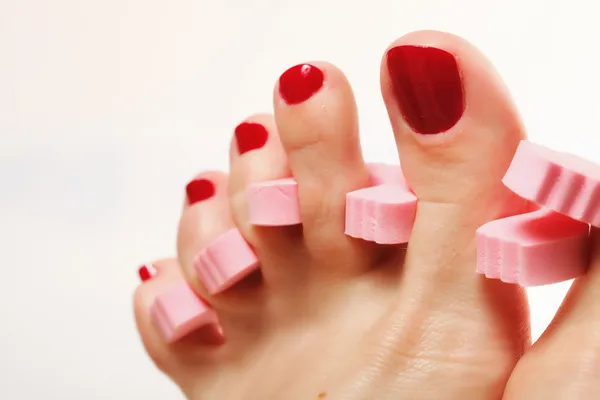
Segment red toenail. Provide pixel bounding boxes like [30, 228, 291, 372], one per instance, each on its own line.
[186, 179, 215, 205]
[386, 45, 464, 135]
[278, 64, 324, 104]
[138, 264, 156, 282]
[235, 122, 269, 154]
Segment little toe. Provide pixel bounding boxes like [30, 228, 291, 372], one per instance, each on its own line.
[133, 259, 222, 388]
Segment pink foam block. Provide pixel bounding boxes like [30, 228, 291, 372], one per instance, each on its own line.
[246, 178, 301, 226]
[345, 185, 417, 244]
[150, 280, 218, 343]
[345, 163, 416, 244]
[193, 228, 259, 294]
[476, 208, 590, 286]
[503, 140, 600, 227]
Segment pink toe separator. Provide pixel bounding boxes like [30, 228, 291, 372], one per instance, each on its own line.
[478, 140, 597, 286]
[150, 280, 218, 343]
[193, 228, 259, 294]
[503, 140, 600, 227]
[476, 208, 589, 286]
[345, 163, 417, 244]
[246, 178, 301, 226]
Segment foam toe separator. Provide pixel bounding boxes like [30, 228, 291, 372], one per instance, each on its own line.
[246, 178, 301, 226]
[345, 185, 417, 244]
[476, 208, 590, 286]
[504, 140, 600, 227]
[150, 280, 218, 343]
[193, 228, 259, 294]
[477, 139, 600, 286]
[345, 163, 416, 244]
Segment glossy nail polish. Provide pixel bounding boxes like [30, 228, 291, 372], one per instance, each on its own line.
[235, 122, 269, 154]
[386, 45, 464, 134]
[278, 64, 324, 104]
[138, 264, 157, 282]
[186, 179, 215, 205]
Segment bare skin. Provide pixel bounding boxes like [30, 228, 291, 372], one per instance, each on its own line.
[134, 30, 600, 399]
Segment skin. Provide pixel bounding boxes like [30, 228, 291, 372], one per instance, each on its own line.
[134, 30, 600, 399]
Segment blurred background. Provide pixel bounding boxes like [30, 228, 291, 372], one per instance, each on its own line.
[1, 0, 598, 398]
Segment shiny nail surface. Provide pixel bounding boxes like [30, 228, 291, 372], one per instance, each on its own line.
[386, 45, 464, 134]
[138, 264, 157, 282]
[186, 179, 215, 205]
[278, 64, 324, 104]
[235, 122, 269, 154]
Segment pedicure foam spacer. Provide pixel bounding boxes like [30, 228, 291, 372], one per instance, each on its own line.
[246, 178, 301, 226]
[345, 163, 417, 244]
[150, 280, 218, 343]
[476, 207, 589, 286]
[477, 140, 599, 286]
[193, 228, 259, 294]
[503, 140, 600, 227]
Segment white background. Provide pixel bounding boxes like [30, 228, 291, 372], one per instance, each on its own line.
[0, 0, 597, 398]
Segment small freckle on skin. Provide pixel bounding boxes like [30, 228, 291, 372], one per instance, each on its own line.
[318, 392, 327, 398]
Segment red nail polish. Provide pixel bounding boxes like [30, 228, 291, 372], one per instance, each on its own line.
[386, 45, 464, 135]
[138, 264, 157, 282]
[186, 179, 215, 205]
[235, 122, 269, 154]
[278, 64, 324, 104]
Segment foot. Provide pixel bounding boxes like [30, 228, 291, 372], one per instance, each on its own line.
[134, 30, 544, 399]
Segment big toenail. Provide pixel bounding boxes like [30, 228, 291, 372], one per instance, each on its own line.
[138, 264, 157, 282]
[278, 64, 324, 104]
[235, 122, 269, 154]
[386, 45, 464, 135]
[186, 179, 215, 205]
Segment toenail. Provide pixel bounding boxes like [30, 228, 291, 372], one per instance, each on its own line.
[235, 122, 269, 154]
[278, 63, 324, 104]
[186, 179, 215, 205]
[138, 264, 157, 282]
[386, 45, 464, 135]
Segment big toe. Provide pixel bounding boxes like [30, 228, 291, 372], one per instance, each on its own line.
[383, 31, 526, 207]
[382, 31, 529, 279]
[381, 30, 530, 396]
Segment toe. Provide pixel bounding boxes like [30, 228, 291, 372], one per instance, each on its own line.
[177, 171, 235, 298]
[228, 115, 293, 240]
[381, 31, 528, 281]
[274, 62, 372, 270]
[228, 114, 312, 285]
[382, 30, 526, 205]
[380, 30, 530, 394]
[177, 170, 265, 326]
[133, 259, 221, 385]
